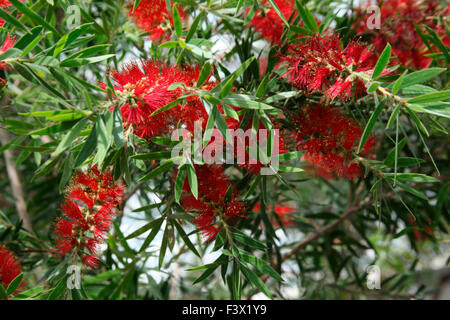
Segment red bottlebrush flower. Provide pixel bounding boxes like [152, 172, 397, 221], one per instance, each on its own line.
[0, 34, 15, 86]
[279, 35, 378, 102]
[354, 0, 449, 69]
[127, 0, 184, 41]
[0, 34, 15, 82]
[179, 165, 246, 242]
[290, 104, 376, 179]
[0, 245, 24, 295]
[252, 202, 296, 228]
[106, 60, 212, 142]
[52, 166, 124, 268]
[249, 0, 296, 44]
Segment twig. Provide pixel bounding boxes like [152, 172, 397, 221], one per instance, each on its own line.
[0, 128, 33, 232]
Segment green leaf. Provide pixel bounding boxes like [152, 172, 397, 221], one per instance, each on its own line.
[295, 1, 319, 33]
[174, 165, 186, 203]
[231, 228, 266, 250]
[6, 273, 23, 296]
[358, 99, 385, 153]
[196, 62, 211, 87]
[171, 219, 200, 257]
[221, 94, 276, 110]
[150, 99, 181, 116]
[132, 0, 142, 12]
[392, 70, 407, 95]
[11, 286, 46, 300]
[74, 124, 97, 167]
[397, 68, 446, 89]
[241, 265, 273, 299]
[92, 115, 110, 166]
[186, 164, 198, 199]
[385, 173, 439, 183]
[211, 56, 255, 95]
[405, 106, 429, 137]
[193, 260, 222, 284]
[186, 10, 205, 43]
[139, 217, 165, 252]
[130, 151, 171, 160]
[172, 4, 182, 38]
[138, 160, 175, 182]
[48, 277, 67, 300]
[54, 118, 88, 155]
[0, 7, 28, 31]
[406, 90, 450, 104]
[239, 252, 283, 282]
[9, 0, 60, 36]
[393, 181, 428, 201]
[0, 283, 8, 299]
[372, 43, 391, 79]
[131, 202, 163, 212]
[159, 224, 169, 268]
[267, 0, 289, 26]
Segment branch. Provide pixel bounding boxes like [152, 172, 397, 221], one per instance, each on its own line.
[0, 128, 33, 232]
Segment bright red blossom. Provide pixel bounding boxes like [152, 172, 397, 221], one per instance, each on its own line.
[249, 0, 296, 44]
[279, 35, 378, 101]
[354, 0, 449, 69]
[180, 165, 246, 242]
[252, 202, 296, 227]
[290, 104, 376, 179]
[0, 245, 24, 294]
[127, 0, 184, 41]
[52, 166, 124, 268]
[107, 60, 213, 142]
[0, 34, 15, 85]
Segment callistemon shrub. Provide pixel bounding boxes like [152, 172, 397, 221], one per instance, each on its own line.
[0, 0, 448, 301]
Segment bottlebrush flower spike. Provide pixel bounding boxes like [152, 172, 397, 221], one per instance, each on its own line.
[279, 35, 378, 102]
[249, 0, 296, 44]
[127, 0, 184, 41]
[0, 34, 15, 66]
[0, 34, 15, 87]
[290, 104, 376, 179]
[252, 202, 295, 228]
[179, 165, 246, 242]
[0, 245, 24, 294]
[52, 166, 124, 268]
[106, 60, 212, 141]
[354, 0, 449, 69]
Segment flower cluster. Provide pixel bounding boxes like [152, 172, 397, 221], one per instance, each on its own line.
[52, 166, 124, 268]
[279, 35, 378, 101]
[0, 245, 24, 294]
[354, 0, 450, 69]
[108, 60, 213, 142]
[249, 0, 296, 44]
[127, 0, 184, 41]
[290, 104, 375, 179]
[180, 165, 245, 242]
[0, 34, 15, 86]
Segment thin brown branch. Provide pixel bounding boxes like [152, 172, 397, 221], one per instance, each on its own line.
[0, 128, 33, 232]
